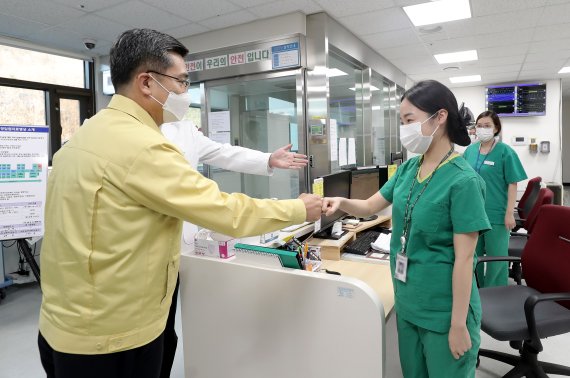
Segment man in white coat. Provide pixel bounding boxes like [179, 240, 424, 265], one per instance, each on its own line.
[159, 119, 309, 377]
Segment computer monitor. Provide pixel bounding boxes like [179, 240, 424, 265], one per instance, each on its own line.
[350, 168, 380, 201]
[314, 170, 351, 239]
[378, 166, 388, 190]
[349, 167, 388, 222]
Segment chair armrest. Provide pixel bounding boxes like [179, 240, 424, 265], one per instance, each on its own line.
[476, 255, 521, 269]
[475, 256, 522, 288]
[510, 232, 530, 238]
[524, 292, 570, 353]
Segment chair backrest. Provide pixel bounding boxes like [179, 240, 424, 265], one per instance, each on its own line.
[522, 205, 570, 310]
[518, 177, 542, 219]
[523, 187, 553, 232]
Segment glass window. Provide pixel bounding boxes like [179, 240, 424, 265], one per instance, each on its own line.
[182, 84, 202, 130]
[0, 86, 46, 125]
[0, 45, 86, 88]
[371, 72, 387, 166]
[328, 51, 364, 169]
[60, 99, 81, 145]
[206, 74, 303, 200]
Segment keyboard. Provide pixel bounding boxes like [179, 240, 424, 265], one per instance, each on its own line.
[344, 230, 382, 255]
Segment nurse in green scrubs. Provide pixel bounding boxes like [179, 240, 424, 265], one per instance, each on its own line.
[463, 111, 527, 288]
[322, 80, 490, 378]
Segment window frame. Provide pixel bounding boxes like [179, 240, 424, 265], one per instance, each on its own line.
[0, 60, 95, 164]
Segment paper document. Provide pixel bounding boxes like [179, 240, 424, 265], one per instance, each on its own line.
[348, 138, 356, 165]
[330, 119, 338, 161]
[339, 138, 347, 166]
[370, 233, 391, 253]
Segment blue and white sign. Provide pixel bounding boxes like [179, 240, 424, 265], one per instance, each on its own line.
[271, 42, 300, 70]
[0, 125, 49, 239]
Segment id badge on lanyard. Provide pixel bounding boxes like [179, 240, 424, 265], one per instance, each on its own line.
[394, 235, 408, 282]
[395, 253, 408, 282]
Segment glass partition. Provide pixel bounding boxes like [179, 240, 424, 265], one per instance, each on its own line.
[205, 70, 305, 199]
[371, 72, 387, 166]
[328, 51, 364, 170]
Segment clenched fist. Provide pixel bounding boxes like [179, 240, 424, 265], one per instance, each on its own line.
[298, 193, 323, 222]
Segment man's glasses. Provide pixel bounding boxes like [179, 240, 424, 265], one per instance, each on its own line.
[148, 70, 190, 89]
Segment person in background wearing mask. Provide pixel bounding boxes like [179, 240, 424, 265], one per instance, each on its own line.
[322, 80, 490, 377]
[463, 110, 527, 288]
[159, 120, 308, 378]
[38, 28, 322, 378]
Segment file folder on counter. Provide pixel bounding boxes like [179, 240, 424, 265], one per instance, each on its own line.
[234, 243, 303, 269]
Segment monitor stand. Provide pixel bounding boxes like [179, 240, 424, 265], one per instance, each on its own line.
[360, 215, 378, 222]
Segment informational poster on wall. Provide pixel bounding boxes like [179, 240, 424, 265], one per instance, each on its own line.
[208, 111, 231, 144]
[0, 125, 49, 240]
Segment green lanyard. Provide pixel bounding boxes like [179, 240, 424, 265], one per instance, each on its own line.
[475, 139, 496, 173]
[400, 147, 454, 256]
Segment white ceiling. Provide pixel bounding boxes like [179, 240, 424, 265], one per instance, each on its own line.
[1, 0, 570, 93]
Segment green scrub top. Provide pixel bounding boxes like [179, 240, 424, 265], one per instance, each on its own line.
[380, 155, 491, 333]
[463, 141, 527, 224]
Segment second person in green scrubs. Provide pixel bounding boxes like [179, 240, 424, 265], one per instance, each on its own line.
[323, 80, 490, 377]
[463, 110, 527, 287]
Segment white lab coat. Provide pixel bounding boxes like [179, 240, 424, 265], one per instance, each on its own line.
[161, 120, 273, 253]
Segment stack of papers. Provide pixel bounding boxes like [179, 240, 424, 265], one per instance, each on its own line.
[370, 233, 391, 253]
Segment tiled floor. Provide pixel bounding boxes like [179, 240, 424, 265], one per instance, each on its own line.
[1, 281, 569, 377]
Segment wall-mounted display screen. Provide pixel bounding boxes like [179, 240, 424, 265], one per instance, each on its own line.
[485, 83, 546, 117]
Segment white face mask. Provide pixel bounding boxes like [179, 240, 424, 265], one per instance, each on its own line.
[399, 112, 440, 154]
[149, 75, 192, 122]
[476, 127, 495, 143]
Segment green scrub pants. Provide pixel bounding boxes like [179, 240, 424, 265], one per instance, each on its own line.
[397, 313, 480, 378]
[475, 223, 510, 287]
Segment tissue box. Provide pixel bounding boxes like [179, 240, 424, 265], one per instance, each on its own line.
[194, 231, 237, 259]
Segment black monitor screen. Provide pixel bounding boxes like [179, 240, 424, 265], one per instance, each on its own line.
[320, 170, 351, 230]
[378, 166, 389, 190]
[350, 168, 380, 200]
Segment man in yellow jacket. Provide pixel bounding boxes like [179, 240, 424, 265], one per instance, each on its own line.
[38, 28, 322, 378]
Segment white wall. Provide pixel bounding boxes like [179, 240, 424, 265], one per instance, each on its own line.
[451, 80, 563, 192]
[178, 12, 306, 53]
[562, 95, 570, 184]
[94, 55, 112, 111]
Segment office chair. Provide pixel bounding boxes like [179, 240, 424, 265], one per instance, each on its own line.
[508, 188, 553, 285]
[476, 205, 570, 378]
[513, 177, 541, 231]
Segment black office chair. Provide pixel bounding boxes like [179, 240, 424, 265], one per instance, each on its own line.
[508, 188, 553, 285]
[513, 177, 541, 231]
[476, 205, 570, 378]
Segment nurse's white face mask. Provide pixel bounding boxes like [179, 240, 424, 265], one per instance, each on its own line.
[148, 74, 192, 123]
[475, 127, 495, 143]
[399, 112, 440, 155]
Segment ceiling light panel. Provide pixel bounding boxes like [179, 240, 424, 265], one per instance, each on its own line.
[403, 0, 471, 27]
[449, 74, 481, 83]
[434, 50, 478, 64]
